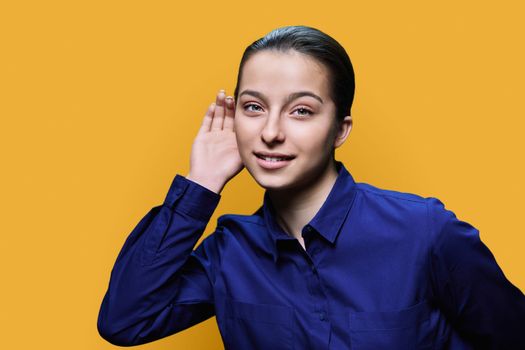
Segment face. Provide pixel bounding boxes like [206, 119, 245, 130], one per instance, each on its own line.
[234, 49, 351, 192]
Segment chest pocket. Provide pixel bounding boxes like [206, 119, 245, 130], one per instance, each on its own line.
[349, 299, 433, 350]
[224, 299, 294, 350]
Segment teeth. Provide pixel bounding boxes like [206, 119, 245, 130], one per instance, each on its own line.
[264, 157, 287, 162]
[258, 154, 291, 162]
[256, 154, 293, 162]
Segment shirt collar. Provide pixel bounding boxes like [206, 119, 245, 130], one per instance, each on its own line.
[262, 160, 358, 263]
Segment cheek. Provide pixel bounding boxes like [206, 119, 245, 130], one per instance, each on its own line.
[233, 113, 247, 132]
[290, 124, 332, 150]
[234, 121, 252, 152]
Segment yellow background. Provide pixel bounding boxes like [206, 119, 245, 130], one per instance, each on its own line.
[1, 1, 523, 349]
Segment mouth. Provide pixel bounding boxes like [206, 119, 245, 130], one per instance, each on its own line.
[253, 152, 295, 162]
[253, 152, 296, 169]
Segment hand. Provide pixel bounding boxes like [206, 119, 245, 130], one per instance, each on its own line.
[186, 89, 244, 194]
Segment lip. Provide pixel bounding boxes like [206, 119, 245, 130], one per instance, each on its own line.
[254, 151, 295, 158]
[254, 152, 295, 170]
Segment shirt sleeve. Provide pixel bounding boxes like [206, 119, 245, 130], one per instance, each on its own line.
[97, 174, 222, 346]
[427, 197, 525, 349]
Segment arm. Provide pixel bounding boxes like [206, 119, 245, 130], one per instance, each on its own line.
[97, 174, 221, 346]
[427, 197, 525, 349]
[97, 88, 242, 346]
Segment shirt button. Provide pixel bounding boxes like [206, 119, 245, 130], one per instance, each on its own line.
[318, 310, 327, 321]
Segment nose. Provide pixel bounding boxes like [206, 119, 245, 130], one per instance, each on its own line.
[261, 113, 285, 145]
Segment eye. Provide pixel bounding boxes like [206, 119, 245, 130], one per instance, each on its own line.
[243, 103, 263, 113]
[292, 107, 313, 117]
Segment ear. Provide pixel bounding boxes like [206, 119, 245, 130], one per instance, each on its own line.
[333, 115, 352, 148]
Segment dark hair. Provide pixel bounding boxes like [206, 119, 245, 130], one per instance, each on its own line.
[233, 25, 355, 126]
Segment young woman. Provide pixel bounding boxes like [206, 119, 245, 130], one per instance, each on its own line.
[97, 26, 525, 349]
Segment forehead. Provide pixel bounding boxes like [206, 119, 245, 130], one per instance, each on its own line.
[239, 50, 331, 100]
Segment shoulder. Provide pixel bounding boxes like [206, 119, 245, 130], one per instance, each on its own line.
[217, 212, 265, 227]
[199, 211, 267, 245]
[192, 212, 261, 252]
[356, 181, 428, 204]
[191, 210, 273, 263]
[353, 181, 431, 224]
[353, 181, 461, 242]
[357, 182, 479, 259]
[355, 181, 453, 217]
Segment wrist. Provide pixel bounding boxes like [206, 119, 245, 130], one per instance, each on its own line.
[185, 173, 225, 194]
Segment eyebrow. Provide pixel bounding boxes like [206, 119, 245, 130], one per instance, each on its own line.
[239, 89, 324, 104]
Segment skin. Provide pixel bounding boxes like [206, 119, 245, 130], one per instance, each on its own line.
[187, 49, 352, 250]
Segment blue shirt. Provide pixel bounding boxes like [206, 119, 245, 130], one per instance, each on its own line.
[97, 161, 525, 349]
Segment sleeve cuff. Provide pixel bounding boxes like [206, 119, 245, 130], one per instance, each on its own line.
[163, 174, 221, 222]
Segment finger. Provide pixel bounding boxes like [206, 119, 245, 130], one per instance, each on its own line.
[200, 102, 215, 132]
[211, 89, 226, 130]
[223, 96, 235, 130]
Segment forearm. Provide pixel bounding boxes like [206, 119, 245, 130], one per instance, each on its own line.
[97, 174, 221, 346]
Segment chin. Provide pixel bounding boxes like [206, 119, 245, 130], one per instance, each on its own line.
[252, 171, 298, 191]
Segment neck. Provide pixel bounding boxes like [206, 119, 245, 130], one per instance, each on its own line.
[268, 159, 339, 238]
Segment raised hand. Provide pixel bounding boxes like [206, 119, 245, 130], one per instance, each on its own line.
[186, 89, 244, 194]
